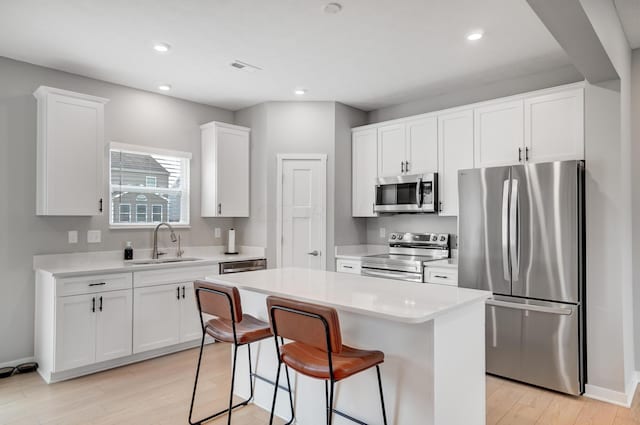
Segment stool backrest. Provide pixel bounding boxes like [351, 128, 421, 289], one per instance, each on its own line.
[267, 296, 342, 354]
[194, 280, 242, 322]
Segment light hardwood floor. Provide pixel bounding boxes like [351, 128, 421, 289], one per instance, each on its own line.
[1, 343, 638, 425]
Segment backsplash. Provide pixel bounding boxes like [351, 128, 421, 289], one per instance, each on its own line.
[365, 215, 458, 248]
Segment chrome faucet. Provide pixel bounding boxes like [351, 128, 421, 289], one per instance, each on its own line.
[152, 222, 178, 259]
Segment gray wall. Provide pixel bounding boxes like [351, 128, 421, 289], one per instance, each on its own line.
[632, 48, 640, 370]
[334, 103, 368, 247]
[0, 57, 235, 364]
[235, 101, 366, 270]
[368, 64, 583, 123]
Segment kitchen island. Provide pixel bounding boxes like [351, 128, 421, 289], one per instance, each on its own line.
[204, 267, 491, 425]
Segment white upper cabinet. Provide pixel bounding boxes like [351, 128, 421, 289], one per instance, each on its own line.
[438, 110, 474, 217]
[201, 122, 250, 217]
[474, 100, 524, 168]
[33, 86, 109, 216]
[524, 88, 584, 163]
[406, 116, 438, 175]
[377, 118, 438, 177]
[377, 124, 406, 177]
[352, 129, 378, 217]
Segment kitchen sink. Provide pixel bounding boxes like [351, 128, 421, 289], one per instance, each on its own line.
[125, 257, 203, 266]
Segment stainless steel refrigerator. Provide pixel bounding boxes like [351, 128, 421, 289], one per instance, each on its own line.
[458, 160, 585, 395]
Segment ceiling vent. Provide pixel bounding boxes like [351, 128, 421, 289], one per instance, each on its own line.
[230, 60, 262, 73]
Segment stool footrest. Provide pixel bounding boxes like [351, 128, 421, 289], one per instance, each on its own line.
[189, 398, 251, 425]
[252, 372, 292, 393]
[333, 408, 369, 425]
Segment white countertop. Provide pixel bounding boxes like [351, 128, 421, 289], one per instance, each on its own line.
[206, 267, 490, 324]
[425, 257, 458, 269]
[334, 244, 388, 260]
[34, 246, 266, 277]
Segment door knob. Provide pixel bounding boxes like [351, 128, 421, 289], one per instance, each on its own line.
[307, 250, 320, 256]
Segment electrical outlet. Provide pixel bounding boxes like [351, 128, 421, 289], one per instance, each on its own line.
[214, 228, 221, 238]
[68, 231, 78, 244]
[379, 228, 386, 238]
[87, 230, 101, 244]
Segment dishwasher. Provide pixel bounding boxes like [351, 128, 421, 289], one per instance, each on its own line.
[219, 258, 267, 274]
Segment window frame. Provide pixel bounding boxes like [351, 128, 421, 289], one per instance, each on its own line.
[145, 176, 157, 188]
[109, 142, 192, 229]
[136, 204, 148, 223]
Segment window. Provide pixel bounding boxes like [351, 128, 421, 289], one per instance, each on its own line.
[109, 143, 191, 228]
[152, 204, 163, 222]
[136, 204, 147, 223]
[119, 204, 131, 222]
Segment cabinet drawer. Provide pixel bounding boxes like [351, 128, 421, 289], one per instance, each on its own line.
[57, 273, 132, 296]
[336, 259, 361, 274]
[134, 265, 218, 288]
[425, 267, 458, 286]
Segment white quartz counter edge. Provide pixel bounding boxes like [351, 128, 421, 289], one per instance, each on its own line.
[206, 268, 490, 324]
[33, 246, 266, 278]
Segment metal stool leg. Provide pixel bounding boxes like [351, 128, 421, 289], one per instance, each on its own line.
[188, 333, 206, 425]
[189, 341, 254, 425]
[269, 361, 283, 425]
[376, 365, 388, 425]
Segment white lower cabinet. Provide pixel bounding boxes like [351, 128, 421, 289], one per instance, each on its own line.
[55, 294, 97, 371]
[95, 290, 133, 363]
[36, 265, 218, 383]
[180, 281, 203, 342]
[336, 259, 362, 274]
[133, 284, 181, 353]
[55, 289, 133, 371]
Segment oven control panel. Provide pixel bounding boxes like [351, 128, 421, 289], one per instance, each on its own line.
[388, 232, 449, 246]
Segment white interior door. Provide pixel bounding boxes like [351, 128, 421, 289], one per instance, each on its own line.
[278, 155, 326, 269]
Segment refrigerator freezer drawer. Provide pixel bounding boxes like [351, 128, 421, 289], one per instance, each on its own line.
[486, 296, 582, 395]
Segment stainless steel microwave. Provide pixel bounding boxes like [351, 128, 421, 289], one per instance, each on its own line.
[374, 173, 438, 213]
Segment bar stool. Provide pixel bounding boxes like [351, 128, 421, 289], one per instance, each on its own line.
[266, 296, 388, 425]
[189, 280, 273, 425]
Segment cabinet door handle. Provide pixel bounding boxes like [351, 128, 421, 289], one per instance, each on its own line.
[176, 287, 180, 300]
[99, 296, 103, 311]
[182, 286, 186, 299]
[434, 275, 448, 279]
[343, 265, 353, 269]
[89, 282, 106, 287]
[401, 161, 405, 173]
[525, 147, 529, 161]
[405, 161, 409, 172]
[99, 198, 103, 213]
[92, 297, 96, 313]
[218, 203, 222, 215]
[518, 147, 522, 162]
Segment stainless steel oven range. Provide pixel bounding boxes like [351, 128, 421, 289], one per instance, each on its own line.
[361, 232, 450, 282]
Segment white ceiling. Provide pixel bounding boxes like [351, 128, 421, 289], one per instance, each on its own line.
[615, 0, 640, 49]
[0, 0, 573, 111]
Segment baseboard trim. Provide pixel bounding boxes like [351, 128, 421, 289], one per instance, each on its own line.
[0, 356, 36, 369]
[584, 372, 639, 408]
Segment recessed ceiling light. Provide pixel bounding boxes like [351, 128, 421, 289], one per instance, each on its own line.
[294, 88, 307, 95]
[153, 42, 171, 53]
[466, 31, 484, 41]
[323, 2, 342, 14]
[158, 84, 172, 91]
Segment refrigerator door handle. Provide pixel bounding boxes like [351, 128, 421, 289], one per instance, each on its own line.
[510, 179, 520, 281]
[486, 299, 573, 316]
[502, 180, 510, 281]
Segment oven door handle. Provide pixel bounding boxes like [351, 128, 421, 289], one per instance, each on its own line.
[361, 268, 422, 281]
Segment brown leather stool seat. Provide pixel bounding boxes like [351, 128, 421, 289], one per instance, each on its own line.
[205, 314, 272, 345]
[280, 342, 384, 381]
[267, 296, 388, 425]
